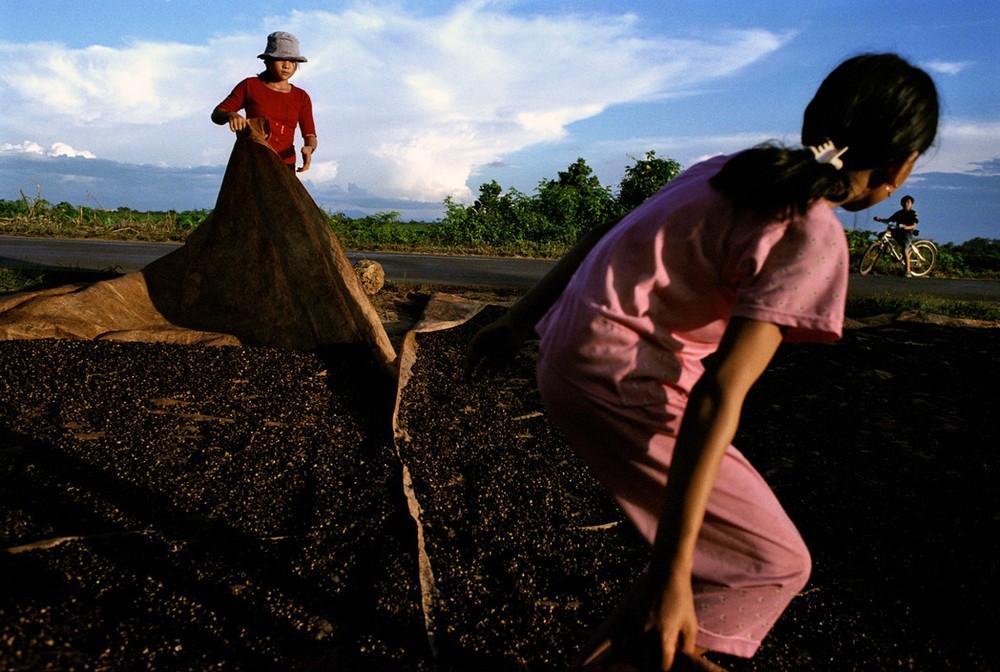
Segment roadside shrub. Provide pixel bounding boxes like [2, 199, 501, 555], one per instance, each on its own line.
[617, 150, 681, 213]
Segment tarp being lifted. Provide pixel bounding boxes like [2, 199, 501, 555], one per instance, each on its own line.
[0, 119, 396, 368]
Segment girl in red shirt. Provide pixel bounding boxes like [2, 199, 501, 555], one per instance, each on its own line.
[212, 32, 317, 172]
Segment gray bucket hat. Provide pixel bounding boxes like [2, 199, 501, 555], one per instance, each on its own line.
[257, 31, 307, 62]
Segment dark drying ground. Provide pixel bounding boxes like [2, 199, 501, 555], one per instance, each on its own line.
[1, 287, 998, 671]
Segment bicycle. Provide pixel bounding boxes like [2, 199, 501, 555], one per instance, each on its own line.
[858, 226, 937, 277]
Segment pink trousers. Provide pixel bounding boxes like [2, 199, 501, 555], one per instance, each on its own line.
[537, 359, 811, 658]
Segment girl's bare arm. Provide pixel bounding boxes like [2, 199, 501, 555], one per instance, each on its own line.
[466, 216, 621, 378]
[648, 317, 784, 669]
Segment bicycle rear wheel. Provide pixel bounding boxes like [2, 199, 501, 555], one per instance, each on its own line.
[859, 242, 882, 275]
[909, 240, 937, 277]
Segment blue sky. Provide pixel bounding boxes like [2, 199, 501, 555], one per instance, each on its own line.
[1, 0, 997, 243]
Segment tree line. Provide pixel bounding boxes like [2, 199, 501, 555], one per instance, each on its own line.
[328, 151, 682, 257]
[329, 151, 999, 279]
[1, 151, 997, 278]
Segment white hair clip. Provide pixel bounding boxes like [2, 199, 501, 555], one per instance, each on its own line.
[809, 140, 849, 170]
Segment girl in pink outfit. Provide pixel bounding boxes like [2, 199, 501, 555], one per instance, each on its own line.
[212, 31, 317, 172]
[469, 53, 939, 671]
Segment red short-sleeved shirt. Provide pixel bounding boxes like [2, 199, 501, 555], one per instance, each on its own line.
[217, 76, 316, 164]
[536, 155, 849, 408]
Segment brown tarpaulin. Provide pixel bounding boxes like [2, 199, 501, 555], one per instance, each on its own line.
[0, 119, 396, 368]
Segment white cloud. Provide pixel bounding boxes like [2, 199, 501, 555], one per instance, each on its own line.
[0, 41, 211, 125]
[48, 142, 97, 159]
[918, 119, 1000, 174]
[1, 141, 45, 154]
[923, 60, 973, 76]
[0, 3, 791, 203]
[1, 140, 96, 158]
[270, 5, 790, 201]
[306, 160, 339, 183]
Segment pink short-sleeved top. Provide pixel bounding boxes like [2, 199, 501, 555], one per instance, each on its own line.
[217, 76, 316, 164]
[535, 155, 849, 409]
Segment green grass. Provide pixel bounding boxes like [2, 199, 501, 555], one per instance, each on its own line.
[0, 268, 44, 295]
[0, 211, 200, 243]
[0, 268, 123, 297]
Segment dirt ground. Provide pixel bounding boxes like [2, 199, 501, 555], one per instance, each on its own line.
[1, 282, 998, 671]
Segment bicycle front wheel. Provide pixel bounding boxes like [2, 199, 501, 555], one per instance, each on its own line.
[909, 240, 937, 277]
[859, 242, 882, 275]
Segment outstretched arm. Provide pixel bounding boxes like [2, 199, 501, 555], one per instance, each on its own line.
[647, 317, 783, 669]
[466, 216, 621, 378]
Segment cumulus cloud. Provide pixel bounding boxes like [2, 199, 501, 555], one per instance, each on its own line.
[1, 141, 45, 155]
[306, 160, 339, 183]
[2, 140, 96, 158]
[0, 3, 789, 203]
[0, 40, 211, 125]
[48, 142, 97, 159]
[274, 5, 790, 201]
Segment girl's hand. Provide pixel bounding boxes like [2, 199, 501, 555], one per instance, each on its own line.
[652, 570, 700, 670]
[466, 313, 531, 379]
[227, 113, 249, 133]
[297, 145, 314, 173]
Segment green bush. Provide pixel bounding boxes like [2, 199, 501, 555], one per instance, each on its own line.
[617, 150, 681, 213]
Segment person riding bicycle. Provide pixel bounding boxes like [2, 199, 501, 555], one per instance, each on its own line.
[874, 194, 919, 276]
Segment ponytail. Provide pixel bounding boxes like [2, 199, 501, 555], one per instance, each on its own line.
[710, 144, 851, 218]
[711, 53, 939, 219]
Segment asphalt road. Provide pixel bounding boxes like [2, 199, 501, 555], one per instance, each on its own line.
[0, 236, 552, 290]
[2, 235, 999, 301]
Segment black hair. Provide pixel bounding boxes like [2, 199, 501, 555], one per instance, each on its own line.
[710, 53, 939, 218]
[900, 194, 914, 206]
